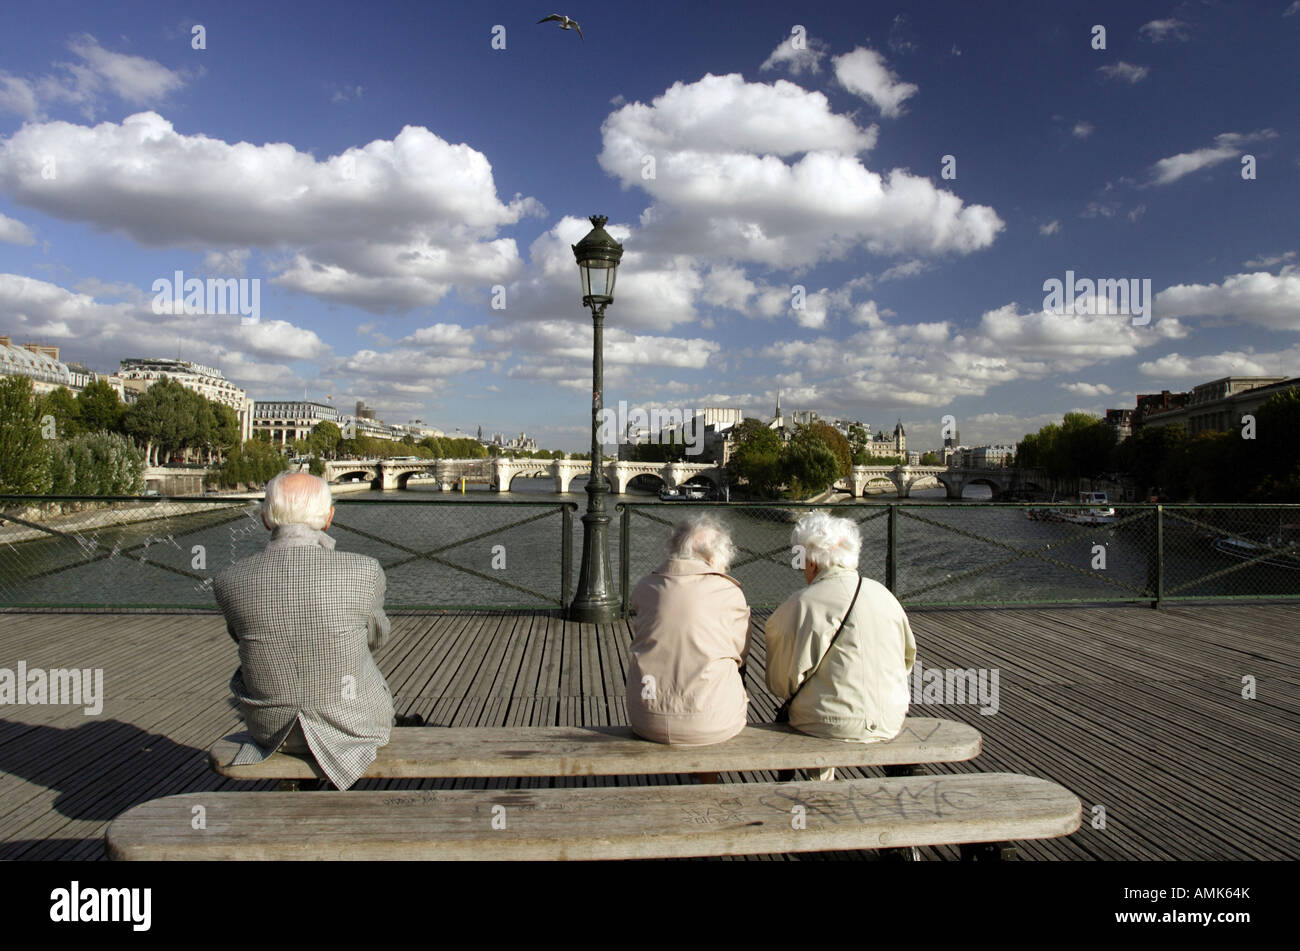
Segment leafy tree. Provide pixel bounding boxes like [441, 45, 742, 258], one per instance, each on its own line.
[47, 432, 145, 495]
[1244, 386, 1300, 501]
[727, 418, 783, 496]
[217, 438, 288, 488]
[920, 451, 940, 465]
[804, 422, 852, 477]
[77, 379, 125, 434]
[38, 386, 81, 438]
[1113, 423, 1188, 498]
[211, 404, 241, 459]
[781, 437, 840, 497]
[0, 375, 53, 494]
[308, 455, 326, 477]
[312, 421, 342, 457]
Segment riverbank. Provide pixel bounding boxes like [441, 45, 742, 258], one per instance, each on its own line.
[0, 497, 254, 545]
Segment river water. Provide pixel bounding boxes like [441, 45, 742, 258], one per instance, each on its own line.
[1, 478, 1295, 609]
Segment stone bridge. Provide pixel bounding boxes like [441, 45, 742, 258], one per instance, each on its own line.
[323, 458, 726, 494]
[839, 465, 1049, 499]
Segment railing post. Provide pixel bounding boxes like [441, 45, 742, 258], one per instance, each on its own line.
[561, 503, 573, 609]
[1153, 503, 1164, 609]
[619, 504, 631, 618]
[886, 503, 898, 594]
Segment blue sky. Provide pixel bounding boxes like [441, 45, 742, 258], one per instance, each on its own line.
[1, 0, 1296, 451]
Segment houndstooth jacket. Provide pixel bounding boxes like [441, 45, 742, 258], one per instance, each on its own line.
[214, 522, 395, 790]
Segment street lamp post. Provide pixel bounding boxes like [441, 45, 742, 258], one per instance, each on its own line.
[568, 215, 624, 623]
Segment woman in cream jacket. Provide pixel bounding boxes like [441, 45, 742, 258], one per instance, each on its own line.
[765, 511, 917, 746]
[626, 514, 751, 746]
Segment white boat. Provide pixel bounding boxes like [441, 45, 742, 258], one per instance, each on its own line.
[659, 484, 711, 501]
[1028, 492, 1117, 525]
[1212, 524, 1300, 571]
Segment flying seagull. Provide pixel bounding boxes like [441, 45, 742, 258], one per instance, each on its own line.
[537, 13, 583, 40]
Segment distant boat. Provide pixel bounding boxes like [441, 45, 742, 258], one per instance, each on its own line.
[659, 485, 711, 501]
[1027, 492, 1117, 525]
[1211, 521, 1300, 571]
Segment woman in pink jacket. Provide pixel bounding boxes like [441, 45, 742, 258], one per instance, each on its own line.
[626, 514, 751, 745]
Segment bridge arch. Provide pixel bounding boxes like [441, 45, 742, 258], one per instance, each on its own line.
[501, 467, 553, 491]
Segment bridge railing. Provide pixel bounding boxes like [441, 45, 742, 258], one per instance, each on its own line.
[2, 496, 1295, 613]
[617, 501, 1300, 612]
[0, 495, 577, 611]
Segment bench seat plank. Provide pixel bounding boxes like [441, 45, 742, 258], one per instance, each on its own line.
[107, 773, 1080, 861]
[208, 718, 981, 780]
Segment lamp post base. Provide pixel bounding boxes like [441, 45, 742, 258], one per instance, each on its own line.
[568, 479, 619, 623]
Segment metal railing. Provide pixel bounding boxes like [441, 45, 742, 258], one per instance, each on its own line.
[0, 495, 575, 611]
[1, 495, 1295, 612]
[618, 501, 1300, 611]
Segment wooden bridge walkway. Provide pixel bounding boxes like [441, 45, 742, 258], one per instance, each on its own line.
[0, 603, 1296, 860]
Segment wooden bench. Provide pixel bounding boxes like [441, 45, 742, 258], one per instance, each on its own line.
[208, 718, 981, 782]
[107, 772, 1081, 860]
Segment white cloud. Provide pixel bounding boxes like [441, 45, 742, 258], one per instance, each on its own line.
[1287, 2, 1300, 15]
[598, 74, 1001, 269]
[1072, 122, 1094, 138]
[759, 32, 828, 75]
[1097, 62, 1150, 83]
[0, 212, 34, 245]
[1039, 220, 1061, 236]
[1060, 381, 1115, 397]
[1149, 130, 1277, 185]
[1243, 251, 1296, 269]
[832, 48, 918, 118]
[1155, 269, 1300, 331]
[0, 112, 542, 313]
[203, 248, 250, 276]
[0, 34, 186, 120]
[1140, 19, 1190, 42]
[1138, 347, 1300, 379]
[0, 272, 328, 387]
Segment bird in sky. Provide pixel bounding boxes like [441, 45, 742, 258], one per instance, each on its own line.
[537, 14, 583, 40]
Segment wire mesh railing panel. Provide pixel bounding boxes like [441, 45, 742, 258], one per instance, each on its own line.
[2, 496, 1296, 611]
[1160, 505, 1300, 599]
[0, 496, 577, 610]
[895, 504, 1156, 606]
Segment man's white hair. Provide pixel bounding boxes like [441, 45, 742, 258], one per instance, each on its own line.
[667, 514, 736, 573]
[262, 472, 333, 530]
[791, 510, 861, 570]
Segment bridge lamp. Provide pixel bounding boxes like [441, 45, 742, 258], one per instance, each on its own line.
[568, 215, 624, 623]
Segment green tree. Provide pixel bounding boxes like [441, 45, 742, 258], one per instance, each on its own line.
[312, 421, 342, 458]
[920, 451, 940, 466]
[217, 438, 288, 488]
[1244, 386, 1300, 501]
[77, 379, 125, 434]
[308, 455, 326, 477]
[805, 422, 852, 477]
[0, 375, 53, 494]
[38, 386, 81, 438]
[1114, 423, 1188, 499]
[47, 431, 145, 495]
[727, 418, 783, 496]
[780, 437, 840, 497]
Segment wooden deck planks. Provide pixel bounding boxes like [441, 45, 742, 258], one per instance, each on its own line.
[0, 602, 1296, 860]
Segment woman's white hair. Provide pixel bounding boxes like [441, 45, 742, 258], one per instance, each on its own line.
[667, 514, 736, 573]
[791, 510, 861, 570]
[262, 472, 333, 530]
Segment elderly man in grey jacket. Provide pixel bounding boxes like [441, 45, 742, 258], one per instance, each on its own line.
[214, 471, 409, 790]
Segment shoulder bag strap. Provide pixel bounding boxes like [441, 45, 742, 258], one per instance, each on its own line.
[787, 577, 863, 707]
